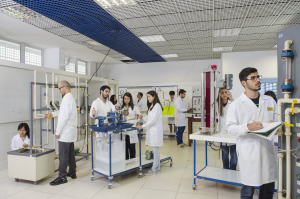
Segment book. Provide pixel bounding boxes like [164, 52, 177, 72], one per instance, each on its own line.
[248, 122, 283, 140]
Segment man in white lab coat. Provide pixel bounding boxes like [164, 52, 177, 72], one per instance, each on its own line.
[226, 68, 277, 199]
[90, 85, 118, 124]
[46, 81, 77, 186]
[134, 92, 144, 111]
[175, 89, 191, 147]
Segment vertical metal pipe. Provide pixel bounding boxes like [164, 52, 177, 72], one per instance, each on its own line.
[91, 130, 94, 171]
[201, 73, 205, 128]
[29, 82, 33, 155]
[109, 133, 112, 177]
[205, 141, 207, 166]
[193, 139, 196, 185]
[139, 129, 142, 168]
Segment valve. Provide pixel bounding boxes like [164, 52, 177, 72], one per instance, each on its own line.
[284, 122, 294, 127]
[292, 99, 297, 115]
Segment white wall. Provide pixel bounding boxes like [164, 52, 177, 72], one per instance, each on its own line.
[222, 50, 277, 99]
[98, 59, 222, 132]
[0, 60, 118, 171]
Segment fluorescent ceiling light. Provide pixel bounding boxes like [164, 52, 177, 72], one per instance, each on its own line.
[95, 0, 136, 8]
[213, 47, 233, 52]
[274, 44, 277, 48]
[0, 7, 30, 19]
[86, 40, 102, 46]
[119, 56, 132, 60]
[161, 54, 178, 58]
[140, 35, 165, 43]
[214, 28, 240, 37]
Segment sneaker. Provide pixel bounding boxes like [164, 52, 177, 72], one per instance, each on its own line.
[177, 143, 185, 148]
[156, 169, 161, 174]
[50, 177, 68, 186]
[182, 143, 188, 146]
[67, 173, 77, 179]
[144, 170, 157, 176]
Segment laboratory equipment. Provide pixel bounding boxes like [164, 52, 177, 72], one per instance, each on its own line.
[7, 148, 55, 184]
[90, 115, 173, 189]
[192, 87, 201, 115]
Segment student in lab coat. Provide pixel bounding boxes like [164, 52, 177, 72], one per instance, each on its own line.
[45, 81, 77, 186]
[110, 94, 117, 105]
[136, 91, 163, 175]
[134, 92, 144, 111]
[11, 123, 36, 150]
[90, 85, 118, 125]
[210, 88, 237, 170]
[168, 91, 176, 136]
[226, 68, 278, 199]
[264, 91, 278, 121]
[121, 92, 141, 159]
[175, 89, 192, 147]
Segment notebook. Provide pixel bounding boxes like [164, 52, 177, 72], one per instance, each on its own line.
[248, 122, 283, 140]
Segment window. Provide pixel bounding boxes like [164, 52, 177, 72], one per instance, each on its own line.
[77, 61, 86, 75]
[259, 78, 278, 97]
[25, 47, 42, 66]
[65, 63, 76, 73]
[0, 39, 20, 62]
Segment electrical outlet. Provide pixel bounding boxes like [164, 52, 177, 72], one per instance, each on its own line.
[297, 123, 300, 127]
[297, 162, 300, 167]
[298, 181, 300, 185]
[298, 133, 300, 137]
[298, 189, 300, 193]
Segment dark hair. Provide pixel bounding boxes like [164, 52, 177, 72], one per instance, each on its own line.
[179, 89, 186, 95]
[169, 91, 175, 95]
[100, 85, 111, 94]
[121, 92, 135, 110]
[18, 123, 30, 138]
[138, 92, 143, 98]
[146, 91, 163, 111]
[110, 95, 117, 105]
[265, 91, 277, 103]
[215, 88, 230, 117]
[239, 67, 258, 83]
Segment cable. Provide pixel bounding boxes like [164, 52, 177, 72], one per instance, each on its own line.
[87, 15, 121, 84]
[278, 147, 300, 153]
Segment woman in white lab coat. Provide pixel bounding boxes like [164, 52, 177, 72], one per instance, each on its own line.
[137, 91, 163, 175]
[210, 88, 236, 170]
[121, 92, 141, 160]
[11, 123, 36, 150]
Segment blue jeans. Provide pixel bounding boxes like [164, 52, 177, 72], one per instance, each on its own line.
[152, 147, 160, 171]
[241, 182, 275, 199]
[176, 126, 185, 145]
[222, 144, 237, 170]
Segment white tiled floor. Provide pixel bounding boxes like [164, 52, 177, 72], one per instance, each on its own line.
[0, 132, 278, 199]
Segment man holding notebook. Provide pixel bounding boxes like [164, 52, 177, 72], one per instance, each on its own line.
[226, 67, 278, 199]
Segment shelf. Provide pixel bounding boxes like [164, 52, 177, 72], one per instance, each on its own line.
[190, 132, 237, 144]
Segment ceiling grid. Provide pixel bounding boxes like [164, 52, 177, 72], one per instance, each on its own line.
[0, 0, 300, 63]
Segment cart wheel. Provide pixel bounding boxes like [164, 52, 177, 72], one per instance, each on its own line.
[108, 185, 112, 189]
[192, 185, 197, 190]
[15, 178, 19, 182]
[138, 175, 142, 178]
[34, 181, 38, 185]
[86, 156, 89, 160]
[91, 177, 94, 181]
[170, 162, 173, 167]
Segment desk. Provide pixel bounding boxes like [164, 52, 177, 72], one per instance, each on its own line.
[189, 132, 277, 191]
[187, 117, 201, 147]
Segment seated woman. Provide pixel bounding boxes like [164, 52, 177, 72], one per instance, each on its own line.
[11, 123, 35, 150]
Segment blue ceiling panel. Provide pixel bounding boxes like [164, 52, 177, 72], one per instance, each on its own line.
[13, 0, 166, 63]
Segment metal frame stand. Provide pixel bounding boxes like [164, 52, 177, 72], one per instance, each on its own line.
[90, 128, 173, 189]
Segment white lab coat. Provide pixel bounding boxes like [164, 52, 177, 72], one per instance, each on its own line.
[226, 93, 278, 186]
[90, 97, 116, 124]
[11, 134, 36, 150]
[142, 104, 163, 147]
[210, 100, 234, 146]
[167, 99, 175, 125]
[52, 93, 77, 143]
[123, 106, 141, 144]
[175, 97, 187, 127]
[134, 98, 145, 111]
